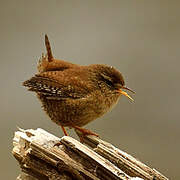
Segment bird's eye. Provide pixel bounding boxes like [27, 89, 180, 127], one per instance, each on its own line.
[100, 74, 114, 87]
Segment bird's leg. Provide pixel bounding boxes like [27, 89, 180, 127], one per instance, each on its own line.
[54, 125, 68, 147]
[61, 125, 68, 136]
[73, 125, 99, 137]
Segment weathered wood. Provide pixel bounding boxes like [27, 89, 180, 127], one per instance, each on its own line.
[12, 128, 169, 180]
[75, 130, 168, 180]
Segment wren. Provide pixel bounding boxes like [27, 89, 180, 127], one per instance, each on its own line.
[23, 35, 134, 136]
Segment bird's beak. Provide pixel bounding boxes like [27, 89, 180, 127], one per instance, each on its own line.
[117, 86, 135, 102]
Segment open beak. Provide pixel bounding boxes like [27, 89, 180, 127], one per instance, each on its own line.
[121, 86, 135, 94]
[117, 86, 135, 102]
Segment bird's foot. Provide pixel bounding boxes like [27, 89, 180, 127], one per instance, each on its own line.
[54, 141, 62, 147]
[73, 126, 99, 143]
[54, 125, 68, 147]
[73, 126, 99, 137]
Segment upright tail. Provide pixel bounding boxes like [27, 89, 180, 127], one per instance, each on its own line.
[45, 34, 53, 62]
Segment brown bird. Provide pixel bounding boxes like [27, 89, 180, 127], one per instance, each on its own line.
[23, 35, 134, 136]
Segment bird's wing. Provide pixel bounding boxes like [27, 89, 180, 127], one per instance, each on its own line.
[23, 71, 91, 100]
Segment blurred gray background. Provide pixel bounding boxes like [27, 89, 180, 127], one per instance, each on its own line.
[1, 0, 179, 179]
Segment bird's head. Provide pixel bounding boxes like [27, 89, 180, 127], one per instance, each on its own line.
[90, 64, 135, 101]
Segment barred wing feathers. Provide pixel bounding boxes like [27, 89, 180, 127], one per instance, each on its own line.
[23, 72, 90, 99]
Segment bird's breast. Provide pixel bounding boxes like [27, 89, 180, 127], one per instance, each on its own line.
[36, 91, 121, 127]
[91, 91, 121, 116]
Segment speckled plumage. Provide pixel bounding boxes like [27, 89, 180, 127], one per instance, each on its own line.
[23, 35, 133, 136]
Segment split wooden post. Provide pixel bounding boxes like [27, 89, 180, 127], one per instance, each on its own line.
[12, 128, 169, 180]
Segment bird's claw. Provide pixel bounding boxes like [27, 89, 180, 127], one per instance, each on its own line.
[73, 126, 99, 143]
